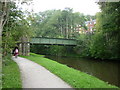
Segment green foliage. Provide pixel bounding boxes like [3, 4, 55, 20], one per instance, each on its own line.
[73, 3, 120, 60]
[30, 45, 75, 56]
[31, 8, 87, 39]
[21, 53, 118, 88]
[75, 2, 120, 60]
[74, 34, 91, 57]
[90, 32, 107, 59]
[85, 15, 96, 21]
[89, 2, 120, 59]
[2, 2, 34, 56]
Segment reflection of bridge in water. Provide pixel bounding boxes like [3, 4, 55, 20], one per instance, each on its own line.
[18, 37, 78, 56]
[30, 37, 77, 46]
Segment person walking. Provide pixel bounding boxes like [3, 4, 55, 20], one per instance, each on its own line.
[14, 47, 19, 58]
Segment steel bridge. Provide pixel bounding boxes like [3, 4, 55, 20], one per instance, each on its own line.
[30, 37, 77, 46]
[18, 37, 77, 56]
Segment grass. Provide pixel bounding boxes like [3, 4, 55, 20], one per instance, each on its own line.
[21, 53, 118, 88]
[2, 55, 22, 88]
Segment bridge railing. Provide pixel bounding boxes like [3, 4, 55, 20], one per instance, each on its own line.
[30, 37, 77, 46]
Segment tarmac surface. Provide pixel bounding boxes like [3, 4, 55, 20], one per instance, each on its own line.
[12, 56, 73, 88]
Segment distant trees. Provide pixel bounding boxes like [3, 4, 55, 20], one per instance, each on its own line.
[31, 8, 87, 39]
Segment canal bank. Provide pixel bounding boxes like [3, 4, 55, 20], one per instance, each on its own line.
[21, 53, 118, 88]
[45, 55, 120, 87]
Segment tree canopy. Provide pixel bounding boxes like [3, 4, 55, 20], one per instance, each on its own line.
[31, 8, 88, 39]
[89, 2, 120, 59]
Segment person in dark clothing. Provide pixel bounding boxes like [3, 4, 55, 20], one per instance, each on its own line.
[13, 47, 19, 58]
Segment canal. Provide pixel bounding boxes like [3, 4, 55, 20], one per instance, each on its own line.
[45, 55, 120, 87]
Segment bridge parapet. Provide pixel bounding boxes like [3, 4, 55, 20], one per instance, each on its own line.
[30, 37, 77, 46]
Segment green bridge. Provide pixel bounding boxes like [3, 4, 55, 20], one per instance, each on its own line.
[30, 37, 77, 46]
[18, 37, 78, 56]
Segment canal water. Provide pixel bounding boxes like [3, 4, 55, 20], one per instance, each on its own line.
[45, 55, 120, 87]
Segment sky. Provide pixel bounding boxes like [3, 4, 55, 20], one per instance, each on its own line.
[21, 0, 101, 15]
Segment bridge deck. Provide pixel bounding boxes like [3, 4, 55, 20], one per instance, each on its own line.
[30, 37, 77, 46]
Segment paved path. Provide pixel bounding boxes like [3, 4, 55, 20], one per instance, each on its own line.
[12, 57, 73, 88]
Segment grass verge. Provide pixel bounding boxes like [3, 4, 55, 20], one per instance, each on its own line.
[21, 53, 118, 88]
[2, 55, 22, 88]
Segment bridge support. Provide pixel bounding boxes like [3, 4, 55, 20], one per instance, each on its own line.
[18, 36, 30, 56]
[18, 42, 30, 56]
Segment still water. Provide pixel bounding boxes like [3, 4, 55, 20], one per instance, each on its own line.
[45, 55, 120, 87]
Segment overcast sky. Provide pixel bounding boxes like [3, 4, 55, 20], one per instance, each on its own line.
[21, 0, 101, 15]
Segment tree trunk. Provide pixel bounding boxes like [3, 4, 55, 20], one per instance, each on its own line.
[0, 1, 9, 56]
[0, 19, 3, 73]
[60, 26, 62, 36]
[66, 18, 68, 39]
[0, 20, 3, 37]
[0, 24, 2, 74]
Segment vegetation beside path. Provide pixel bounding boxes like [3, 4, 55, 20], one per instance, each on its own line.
[21, 53, 118, 88]
[2, 55, 22, 88]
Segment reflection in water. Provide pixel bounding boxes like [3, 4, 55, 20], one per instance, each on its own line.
[45, 56, 120, 87]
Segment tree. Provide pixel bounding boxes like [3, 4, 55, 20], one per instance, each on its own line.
[90, 2, 120, 59]
[0, 1, 10, 59]
[31, 8, 87, 39]
[2, 1, 34, 56]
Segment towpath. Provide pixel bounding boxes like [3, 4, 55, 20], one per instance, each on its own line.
[12, 57, 73, 88]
